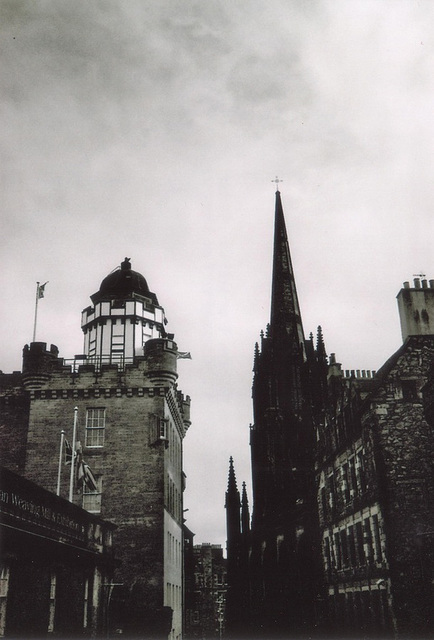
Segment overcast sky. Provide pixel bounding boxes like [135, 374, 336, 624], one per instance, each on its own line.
[2, 0, 434, 549]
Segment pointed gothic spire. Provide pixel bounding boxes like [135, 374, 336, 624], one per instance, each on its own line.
[316, 325, 327, 363]
[253, 342, 260, 372]
[270, 190, 305, 351]
[225, 457, 241, 539]
[241, 481, 250, 535]
[226, 456, 240, 502]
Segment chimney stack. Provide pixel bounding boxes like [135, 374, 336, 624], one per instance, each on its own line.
[397, 279, 434, 342]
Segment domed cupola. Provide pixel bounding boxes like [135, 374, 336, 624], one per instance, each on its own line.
[91, 258, 159, 305]
[81, 258, 167, 367]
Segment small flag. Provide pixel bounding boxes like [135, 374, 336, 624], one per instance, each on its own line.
[77, 460, 98, 492]
[75, 444, 98, 492]
[176, 352, 192, 360]
[83, 463, 98, 492]
[64, 438, 74, 465]
[74, 441, 83, 481]
[37, 281, 48, 298]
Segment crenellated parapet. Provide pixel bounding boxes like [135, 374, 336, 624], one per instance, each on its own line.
[22, 342, 62, 388]
[177, 391, 191, 430]
[19, 338, 184, 401]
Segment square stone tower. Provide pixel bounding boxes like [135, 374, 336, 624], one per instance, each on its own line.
[1, 259, 191, 639]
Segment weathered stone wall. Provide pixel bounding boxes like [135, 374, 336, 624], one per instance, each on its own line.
[0, 372, 29, 474]
[317, 336, 434, 637]
[365, 336, 434, 636]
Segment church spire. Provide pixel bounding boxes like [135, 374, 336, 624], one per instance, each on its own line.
[270, 190, 305, 353]
[226, 456, 239, 506]
[241, 481, 250, 535]
[225, 457, 241, 574]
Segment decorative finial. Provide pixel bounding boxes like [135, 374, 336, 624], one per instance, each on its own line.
[271, 176, 283, 191]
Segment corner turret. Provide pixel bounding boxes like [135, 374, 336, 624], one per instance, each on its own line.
[22, 342, 60, 388]
[143, 338, 178, 386]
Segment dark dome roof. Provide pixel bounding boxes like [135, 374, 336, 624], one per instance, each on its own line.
[91, 258, 158, 304]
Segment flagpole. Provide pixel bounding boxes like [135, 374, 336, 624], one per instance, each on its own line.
[32, 282, 40, 343]
[69, 407, 79, 502]
[56, 430, 66, 496]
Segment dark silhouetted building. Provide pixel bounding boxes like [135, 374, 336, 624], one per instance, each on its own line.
[230, 190, 434, 639]
[245, 191, 325, 638]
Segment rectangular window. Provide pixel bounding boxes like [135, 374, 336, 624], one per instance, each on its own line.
[48, 571, 56, 633]
[355, 521, 365, 565]
[324, 537, 331, 572]
[342, 464, 350, 502]
[334, 532, 341, 570]
[0, 567, 9, 598]
[85, 408, 106, 447]
[401, 379, 418, 401]
[349, 457, 357, 498]
[150, 414, 169, 445]
[0, 565, 10, 637]
[372, 514, 383, 563]
[83, 578, 89, 628]
[321, 486, 327, 517]
[340, 529, 349, 567]
[83, 477, 103, 513]
[328, 474, 335, 511]
[363, 517, 374, 564]
[348, 526, 356, 566]
[356, 452, 367, 493]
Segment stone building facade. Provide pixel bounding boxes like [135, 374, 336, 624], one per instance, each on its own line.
[0, 258, 191, 639]
[317, 279, 434, 637]
[184, 543, 227, 640]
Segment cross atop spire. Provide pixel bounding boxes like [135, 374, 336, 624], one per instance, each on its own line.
[271, 176, 283, 192]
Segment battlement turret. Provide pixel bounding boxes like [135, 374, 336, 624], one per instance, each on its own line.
[22, 342, 60, 388]
[143, 338, 178, 386]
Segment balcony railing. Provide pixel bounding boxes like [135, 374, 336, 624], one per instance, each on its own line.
[62, 354, 136, 373]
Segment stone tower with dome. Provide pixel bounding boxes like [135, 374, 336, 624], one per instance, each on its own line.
[0, 259, 191, 639]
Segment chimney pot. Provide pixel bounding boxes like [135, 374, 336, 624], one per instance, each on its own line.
[414, 278, 421, 288]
